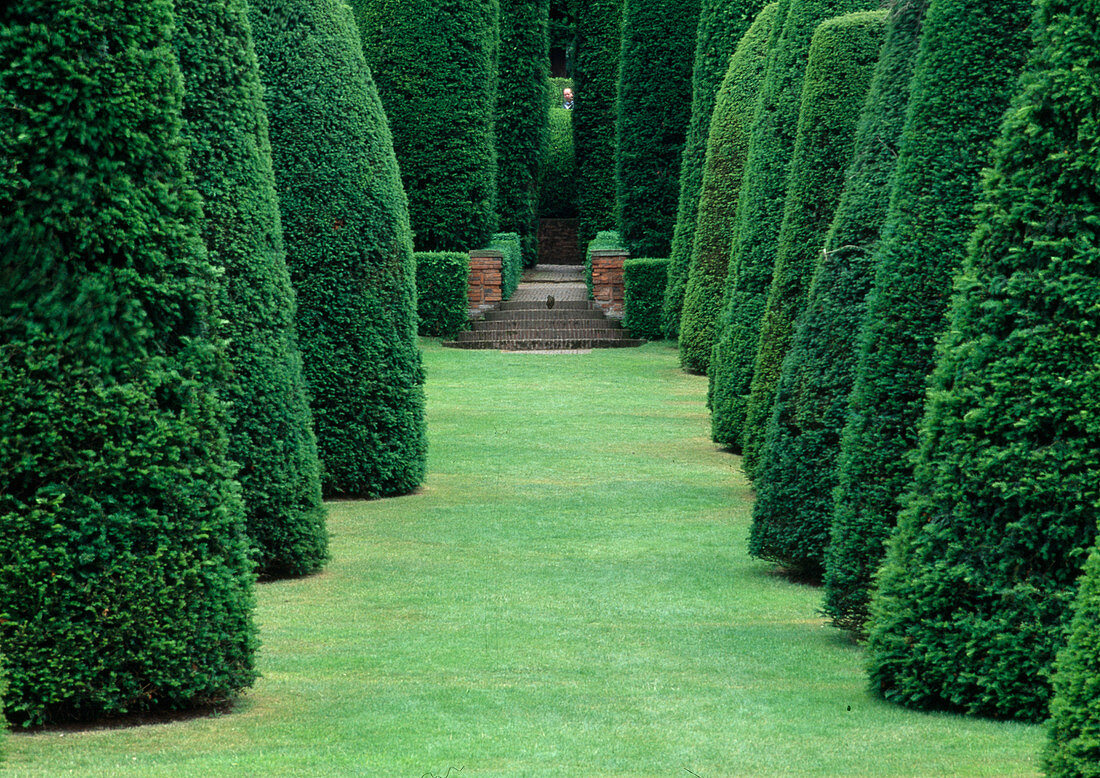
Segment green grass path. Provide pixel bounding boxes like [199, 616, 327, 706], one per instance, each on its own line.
[5, 342, 1041, 776]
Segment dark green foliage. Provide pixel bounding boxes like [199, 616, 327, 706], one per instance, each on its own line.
[1047, 546, 1100, 775]
[349, 0, 499, 252]
[585, 230, 625, 298]
[490, 232, 523, 300]
[866, 0, 1100, 724]
[540, 81, 578, 219]
[623, 258, 670, 340]
[829, 0, 1033, 633]
[819, 0, 929, 629]
[496, 0, 550, 265]
[615, 0, 701, 257]
[573, 0, 621, 250]
[0, 0, 256, 725]
[741, 9, 885, 483]
[415, 253, 470, 338]
[707, 0, 874, 451]
[174, 0, 327, 577]
[251, 0, 427, 498]
[678, 3, 778, 374]
[662, 0, 768, 340]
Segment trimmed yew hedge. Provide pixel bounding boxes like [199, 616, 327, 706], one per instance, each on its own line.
[174, 0, 328, 578]
[540, 80, 578, 219]
[866, 0, 1100, 724]
[0, 0, 256, 726]
[251, 0, 427, 499]
[679, 3, 777, 374]
[573, 0, 622, 250]
[740, 8, 884, 481]
[828, 0, 1033, 633]
[490, 232, 524, 300]
[615, 0, 701, 258]
[623, 258, 670, 340]
[497, 0, 550, 265]
[349, 0, 499, 252]
[707, 0, 876, 451]
[661, 0, 768, 340]
[416, 253, 470, 338]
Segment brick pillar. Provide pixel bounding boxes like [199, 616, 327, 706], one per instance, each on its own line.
[467, 249, 503, 317]
[590, 248, 627, 319]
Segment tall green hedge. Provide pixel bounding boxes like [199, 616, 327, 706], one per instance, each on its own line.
[740, 9, 884, 480]
[866, 0, 1100, 724]
[827, 0, 1033, 633]
[573, 0, 622, 250]
[0, 0, 256, 725]
[623, 258, 670, 340]
[746, 9, 886, 571]
[174, 0, 328, 577]
[497, 0, 550, 265]
[540, 80, 578, 219]
[707, 0, 874, 451]
[678, 3, 778, 374]
[416, 253, 470, 339]
[661, 0, 768, 340]
[349, 0, 499, 252]
[251, 0, 427, 499]
[615, 0, 701, 258]
[490, 232, 524, 300]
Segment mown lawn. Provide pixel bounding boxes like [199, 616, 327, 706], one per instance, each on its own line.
[4, 340, 1042, 776]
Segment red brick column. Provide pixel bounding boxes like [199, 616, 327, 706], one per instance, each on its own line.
[467, 249, 503, 317]
[590, 248, 627, 319]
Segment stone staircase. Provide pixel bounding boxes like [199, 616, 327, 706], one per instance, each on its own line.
[443, 265, 644, 351]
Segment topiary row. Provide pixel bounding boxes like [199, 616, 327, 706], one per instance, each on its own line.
[251, 0, 427, 499]
[615, 0, 701, 258]
[623, 258, 670, 341]
[739, 7, 884, 478]
[349, 0, 499, 252]
[865, 0, 1100, 724]
[572, 0, 622, 250]
[416, 253, 470, 338]
[496, 0, 551, 266]
[825, 0, 1033, 633]
[173, 0, 328, 578]
[0, 0, 257, 726]
[661, 0, 768, 341]
[682, 3, 779, 376]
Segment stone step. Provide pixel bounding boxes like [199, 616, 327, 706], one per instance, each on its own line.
[497, 299, 596, 312]
[442, 336, 646, 351]
[469, 319, 620, 333]
[481, 309, 608, 322]
[452, 326, 629, 342]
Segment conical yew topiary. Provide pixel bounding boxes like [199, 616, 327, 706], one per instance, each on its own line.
[349, 0, 499, 252]
[706, 0, 876, 451]
[250, 0, 427, 498]
[661, 0, 768, 341]
[173, 0, 328, 577]
[0, 0, 256, 726]
[615, 0, 701, 258]
[827, 0, 1033, 634]
[866, 0, 1100, 724]
[678, 3, 778, 375]
[745, 8, 886, 572]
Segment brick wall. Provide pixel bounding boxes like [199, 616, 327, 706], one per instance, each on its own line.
[590, 248, 627, 319]
[538, 217, 581, 265]
[468, 250, 503, 317]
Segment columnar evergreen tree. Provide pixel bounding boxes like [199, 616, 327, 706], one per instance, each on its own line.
[746, 8, 886, 570]
[348, 0, 499, 252]
[866, 0, 1100, 724]
[173, 0, 328, 577]
[615, 0, 701, 257]
[740, 0, 926, 599]
[740, 9, 885, 478]
[677, 3, 779, 374]
[707, 0, 874, 450]
[496, 0, 550, 265]
[0, 0, 256, 725]
[661, 0, 768, 340]
[826, 0, 1033, 632]
[250, 0, 427, 498]
[573, 0, 622, 249]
